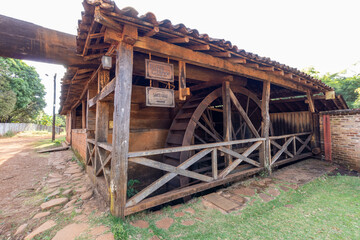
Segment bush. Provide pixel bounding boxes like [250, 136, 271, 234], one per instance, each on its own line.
[3, 130, 15, 137]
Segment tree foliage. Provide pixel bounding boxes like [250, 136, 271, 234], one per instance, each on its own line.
[304, 66, 360, 109]
[0, 57, 46, 122]
[36, 111, 66, 127]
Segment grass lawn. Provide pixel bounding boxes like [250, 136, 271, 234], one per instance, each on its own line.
[98, 175, 360, 240]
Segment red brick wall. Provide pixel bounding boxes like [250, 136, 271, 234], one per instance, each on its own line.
[71, 129, 87, 160]
[320, 110, 360, 171]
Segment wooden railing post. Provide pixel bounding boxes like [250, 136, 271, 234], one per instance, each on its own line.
[260, 81, 271, 173]
[222, 81, 232, 166]
[212, 148, 218, 180]
[110, 25, 137, 219]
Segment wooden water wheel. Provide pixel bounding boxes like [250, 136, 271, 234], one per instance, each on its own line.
[164, 84, 267, 190]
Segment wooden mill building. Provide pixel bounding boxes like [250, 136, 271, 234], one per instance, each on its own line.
[0, 0, 348, 218]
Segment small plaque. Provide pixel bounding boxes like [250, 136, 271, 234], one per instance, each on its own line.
[146, 87, 175, 108]
[325, 90, 335, 100]
[145, 59, 174, 82]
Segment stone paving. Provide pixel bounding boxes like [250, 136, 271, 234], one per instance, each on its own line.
[11, 150, 112, 240]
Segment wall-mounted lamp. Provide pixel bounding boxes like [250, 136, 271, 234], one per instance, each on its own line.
[101, 55, 112, 70]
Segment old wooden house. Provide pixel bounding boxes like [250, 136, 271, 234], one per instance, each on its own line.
[42, 0, 348, 218]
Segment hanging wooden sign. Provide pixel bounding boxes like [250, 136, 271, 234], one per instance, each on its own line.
[146, 87, 175, 107]
[145, 59, 174, 82]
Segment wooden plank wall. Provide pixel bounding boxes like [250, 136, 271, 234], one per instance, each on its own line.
[270, 111, 311, 136]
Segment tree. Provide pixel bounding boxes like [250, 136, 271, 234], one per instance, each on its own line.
[0, 57, 46, 122]
[36, 111, 66, 127]
[304, 66, 360, 109]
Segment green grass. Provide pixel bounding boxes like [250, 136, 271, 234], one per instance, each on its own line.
[34, 136, 66, 149]
[99, 175, 360, 240]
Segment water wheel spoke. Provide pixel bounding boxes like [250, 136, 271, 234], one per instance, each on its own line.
[201, 113, 222, 140]
[229, 89, 260, 138]
[194, 119, 222, 142]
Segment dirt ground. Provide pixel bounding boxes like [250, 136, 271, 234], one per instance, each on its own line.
[0, 135, 52, 232]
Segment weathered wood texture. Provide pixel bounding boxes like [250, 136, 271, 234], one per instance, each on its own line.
[0, 14, 91, 66]
[110, 25, 137, 218]
[270, 111, 312, 136]
[260, 81, 271, 169]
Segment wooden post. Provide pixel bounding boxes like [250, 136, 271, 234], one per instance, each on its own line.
[260, 81, 271, 173]
[95, 102, 109, 173]
[178, 61, 189, 100]
[222, 81, 232, 166]
[110, 25, 137, 218]
[82, 100, 86, 129]
[306, 89, 317, 148]
[52, 74, 57, 141]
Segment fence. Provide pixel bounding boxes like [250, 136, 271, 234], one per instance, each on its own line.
[0, 123, 63, 136]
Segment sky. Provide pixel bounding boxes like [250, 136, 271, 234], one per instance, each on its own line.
[1, 0, 360, 114]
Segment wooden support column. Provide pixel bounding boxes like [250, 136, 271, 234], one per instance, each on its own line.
[222, 81, 232, 166]
[82, 100, 86, 129]
[110, 25, 137, 218]
[260, 81, 271, 172]
[95, 102, 109, 173]
[178, 61, 190, 100]
[306, 90, 317, 148]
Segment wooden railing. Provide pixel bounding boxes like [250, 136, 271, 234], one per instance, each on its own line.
[85, 132, 313, 215]
[126, 137, 264, 208]
[269, 132, 313, 166]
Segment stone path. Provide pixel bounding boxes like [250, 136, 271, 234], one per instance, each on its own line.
[9, 149, 113, 240]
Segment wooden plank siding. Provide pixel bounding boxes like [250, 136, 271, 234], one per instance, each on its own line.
[270, 111, 312, 136]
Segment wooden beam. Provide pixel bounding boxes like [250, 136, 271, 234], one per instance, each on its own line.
[210, 51, 232, 58]
[260, 81, 271, 170]
[134, 37, 319, 91]
[82, 100, 86, 128]
[144, 27, 159, 37]
[306, 90, 316, 113]
[88, 78, 115, 108]
[94, 7, 122, 31]
[188, 44, 210, 51]
[228, 58, 246, 64]
[246, 63, 259, 69]
[222, 81, 232, 166]
[110, 24, 137, 219]
[0, 14, 95, 67]
[259, 66, 274, 71]
[168, 37, 189, 43]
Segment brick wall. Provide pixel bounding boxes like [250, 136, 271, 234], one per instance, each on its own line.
[320, 109, 360, 171]
[71, 129, 87, 160]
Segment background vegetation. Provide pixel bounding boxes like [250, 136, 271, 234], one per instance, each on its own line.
[0, 57, 46, 122]
[304, 64, 360, 108]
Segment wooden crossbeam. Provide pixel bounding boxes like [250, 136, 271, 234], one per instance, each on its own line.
[228, 58, 246, 64]
[218, 141, 262, 178]
[88, 78, 115, 107]
[188, 44, 210, 51]
[126, 148, 213, 207]
[271, 140, 294, 158]
[129, 157, 213, 182]
[229, 89, 261, 138]
[271, 137, 293, 164]
[218, 145, 261, 168]
[168, 37, 189, 43]
[296, 135, 312, 155]
[210, 51, 232, 58]
[144, 27, 159, 37]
